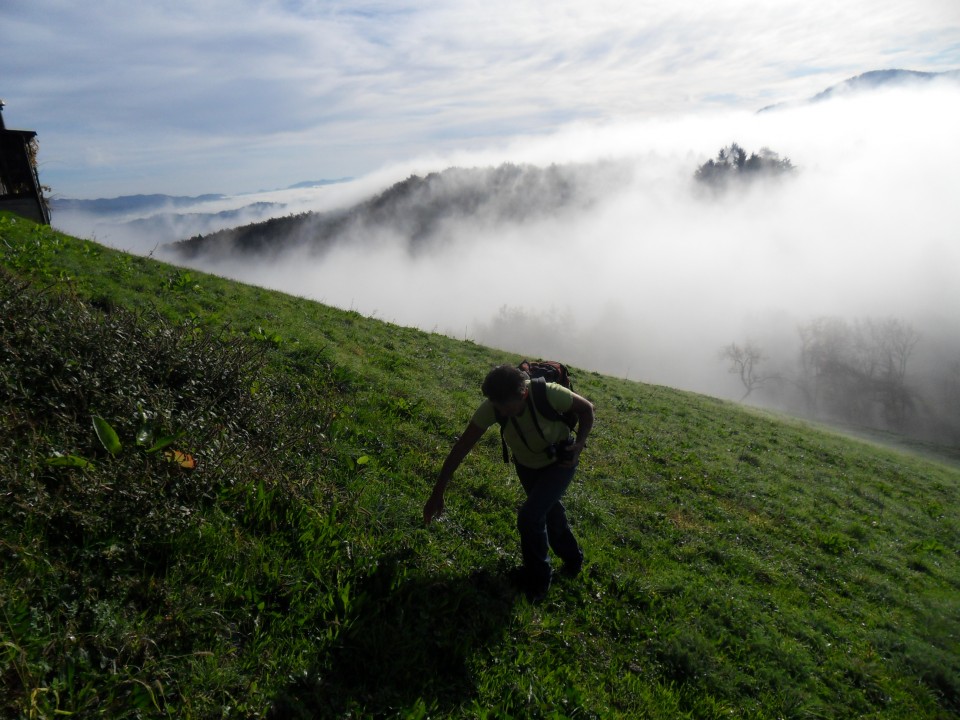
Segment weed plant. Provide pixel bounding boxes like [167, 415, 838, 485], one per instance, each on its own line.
[1, 213, 959, 718]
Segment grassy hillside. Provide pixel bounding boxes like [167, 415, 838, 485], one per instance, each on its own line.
[2, 212, 958, 719]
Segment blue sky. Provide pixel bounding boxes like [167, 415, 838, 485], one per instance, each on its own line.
[2, 0, 958, 199]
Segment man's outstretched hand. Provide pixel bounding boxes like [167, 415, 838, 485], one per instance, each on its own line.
[423, 489, 445, 524]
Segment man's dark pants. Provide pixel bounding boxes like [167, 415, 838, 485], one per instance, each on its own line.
[515, 460, 582, 589]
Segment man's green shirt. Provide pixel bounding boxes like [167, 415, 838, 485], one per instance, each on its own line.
[470, 380, 575, 469]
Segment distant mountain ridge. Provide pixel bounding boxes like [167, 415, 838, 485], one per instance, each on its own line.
[286, 178, 353, 189]
[810, 69, 960, 101]
[53, 193, 226, 215]
[63, 69, 957, 257]
[759, 68, 960, 112]
[169, 162, 624, 261]
[119, 202, 283, 234]
[54, 178, 352, 215]
[169, 69, 958, 261]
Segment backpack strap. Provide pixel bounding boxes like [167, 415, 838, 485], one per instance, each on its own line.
[496, 379, 574, 464]
[495, 400, 540, 464]
[512, 392, 545, 447]
[528, 376, 563, 423]
[531, 376, 578, 431]
[494, 409, 511, 463]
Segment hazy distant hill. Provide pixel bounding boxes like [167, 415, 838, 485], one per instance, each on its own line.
[168, 68, 959, 261]
[286, 178, 353, 189]
[51, 181, 357, 251]
[811, 69, 960, 100]
[54, 179, 353, 215]
[759, 68, 960, 112]
[169, 162, 624, 261]
[53, 193, 226, 215]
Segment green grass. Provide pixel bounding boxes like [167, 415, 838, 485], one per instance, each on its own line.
[2, 211, 958, 719]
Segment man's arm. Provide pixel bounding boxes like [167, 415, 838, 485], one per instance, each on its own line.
[560, 392, 594, 467]
[423, 421, 486, 524]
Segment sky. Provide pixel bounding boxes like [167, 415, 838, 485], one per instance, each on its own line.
[177, 85, 959, 402]
[2, 0, 959, 200]
[3, 1, 960, 427]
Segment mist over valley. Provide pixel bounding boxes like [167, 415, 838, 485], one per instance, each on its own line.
[51, 74, 960, 447]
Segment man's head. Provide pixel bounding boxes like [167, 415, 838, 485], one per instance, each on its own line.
[482, 364, 528, 417]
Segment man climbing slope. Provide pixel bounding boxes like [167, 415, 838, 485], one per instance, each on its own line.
[424, 363, 594, 602]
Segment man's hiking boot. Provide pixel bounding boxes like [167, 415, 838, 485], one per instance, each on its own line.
[524, 569, 552, 604]
[559, 550, 584, 578]
[506, 566, 528, 592]
[507, 566, 552, 604]
[526, 577, 551, 604]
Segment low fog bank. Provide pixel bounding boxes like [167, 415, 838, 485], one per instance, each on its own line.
[178, 84, 960, 443]
[49, 182, 376, 256]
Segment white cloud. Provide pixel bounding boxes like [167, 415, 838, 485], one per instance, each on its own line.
[2, 0, 957, 197]
[141, 84, 958, 404]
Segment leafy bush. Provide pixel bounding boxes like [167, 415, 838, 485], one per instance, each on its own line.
[4, 270, 292, 525]
[0, 269, 336, 715]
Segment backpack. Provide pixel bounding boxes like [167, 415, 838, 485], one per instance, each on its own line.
[519, 360, 571, 391]
[496, 360, 578, 463]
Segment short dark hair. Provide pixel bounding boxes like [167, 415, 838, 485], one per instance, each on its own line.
[482, 364, 527, 403]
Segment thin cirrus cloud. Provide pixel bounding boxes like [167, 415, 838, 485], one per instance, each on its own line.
[7, 0, 959, 417]
[1, 0, 957, 198]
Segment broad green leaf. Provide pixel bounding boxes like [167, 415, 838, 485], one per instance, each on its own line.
[356, 455, 371, 465]
[46, 454, 95, 469]
[147, 432, 184, 453]
[92, 415, 122, 455]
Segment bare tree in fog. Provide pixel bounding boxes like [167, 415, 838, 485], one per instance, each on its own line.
[798, 317, 919, 429]
[869, 318, 921, 427]
[473, 305, 575, 363]
[948, 360, 960, 407]
[944, 360, 960, 440]
[721, 341, 772, 401]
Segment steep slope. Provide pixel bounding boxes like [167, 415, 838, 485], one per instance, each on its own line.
[2, 214, 959, 718]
